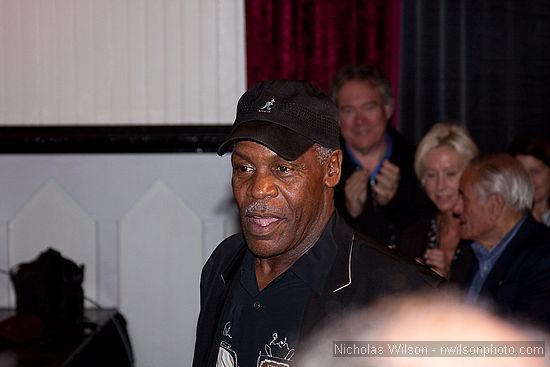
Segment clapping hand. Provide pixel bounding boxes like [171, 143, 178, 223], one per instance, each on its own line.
[372, 160, 400, 206]
[344, 169, 369, 218]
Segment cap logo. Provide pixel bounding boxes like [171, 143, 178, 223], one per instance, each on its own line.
[258, 99, 275, 113]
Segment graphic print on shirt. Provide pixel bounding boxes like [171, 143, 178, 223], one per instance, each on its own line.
[216, 320, 297, 367]
[256, 332, 295, 367]
[217, 322, 238, 367]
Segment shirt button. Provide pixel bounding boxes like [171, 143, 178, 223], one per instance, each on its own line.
[253, 301, 261, 309]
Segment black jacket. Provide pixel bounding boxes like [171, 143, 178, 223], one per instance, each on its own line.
[334, 128, 432, 245]
[467, 214, 550, 330]
[192, 213, 442, 367]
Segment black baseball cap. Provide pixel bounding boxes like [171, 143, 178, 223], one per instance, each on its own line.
[217, 80, 340, 161]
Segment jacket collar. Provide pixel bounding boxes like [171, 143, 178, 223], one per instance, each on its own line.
[219, 211, 355, 294]
[221, 241, 247, 285]
[481, 214, 539, 292]
[324, 212, 355, 294]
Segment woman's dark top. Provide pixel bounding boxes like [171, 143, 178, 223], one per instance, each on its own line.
[399, 212, 475, 284]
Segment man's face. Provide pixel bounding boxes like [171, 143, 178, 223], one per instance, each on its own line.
[231, 141, 332, 259]
[337, 80, 392, 154]
[453, 168, 495, 245]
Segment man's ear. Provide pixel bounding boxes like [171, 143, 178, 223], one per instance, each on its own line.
[488, 193, 505, 220]
[325, 149, 342, 188]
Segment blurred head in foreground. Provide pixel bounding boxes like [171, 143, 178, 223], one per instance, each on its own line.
[298, 291, 548, 367]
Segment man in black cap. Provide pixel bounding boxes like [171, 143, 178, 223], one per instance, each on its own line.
[192, 80, 441, 367]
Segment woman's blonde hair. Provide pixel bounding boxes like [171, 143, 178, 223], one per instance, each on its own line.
[415, 122, 479, 181]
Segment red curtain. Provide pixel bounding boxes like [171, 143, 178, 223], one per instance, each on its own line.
[245, 0, 401, 98]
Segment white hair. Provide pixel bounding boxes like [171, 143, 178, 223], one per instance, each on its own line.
[471, 153, 533, 212]
[314, 144, 334, 165]
[297, 290, 548, 367]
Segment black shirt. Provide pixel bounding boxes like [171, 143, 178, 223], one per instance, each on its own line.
[216, 216, 337, 367]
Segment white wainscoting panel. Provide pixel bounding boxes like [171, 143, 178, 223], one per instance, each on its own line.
[9, 180, 97, 306]
[0, 152, 239, 367]
[120, 180, 202, 367]
[0, 0, 246, 125]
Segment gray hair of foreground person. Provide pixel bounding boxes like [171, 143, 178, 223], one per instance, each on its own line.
[297, 291, 549, 367]
[469, 153, 533, 212]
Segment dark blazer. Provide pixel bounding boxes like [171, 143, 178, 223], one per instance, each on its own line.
[472, 214, 550, 330]
[334, 127, 432, 245]
[192, 213, 442, 367]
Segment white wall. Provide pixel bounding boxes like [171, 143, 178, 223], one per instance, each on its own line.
[0, 153, 240, 367]
[0, 0, 246, 125]
[0, 1, 246, 366]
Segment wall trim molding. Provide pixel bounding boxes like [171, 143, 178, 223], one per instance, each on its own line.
[0, 125, 232, 153]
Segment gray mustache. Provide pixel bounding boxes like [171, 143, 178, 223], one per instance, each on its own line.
[243, 201, 281, 216]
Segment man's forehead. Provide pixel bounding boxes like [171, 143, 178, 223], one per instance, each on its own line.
[340, 82, 380, 99]
[458, 169, 473, 188]
[461, 165, 478, 181]
[461, 167, 484, 196]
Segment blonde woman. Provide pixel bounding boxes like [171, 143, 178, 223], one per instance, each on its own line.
[399, 122, 478, 281]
